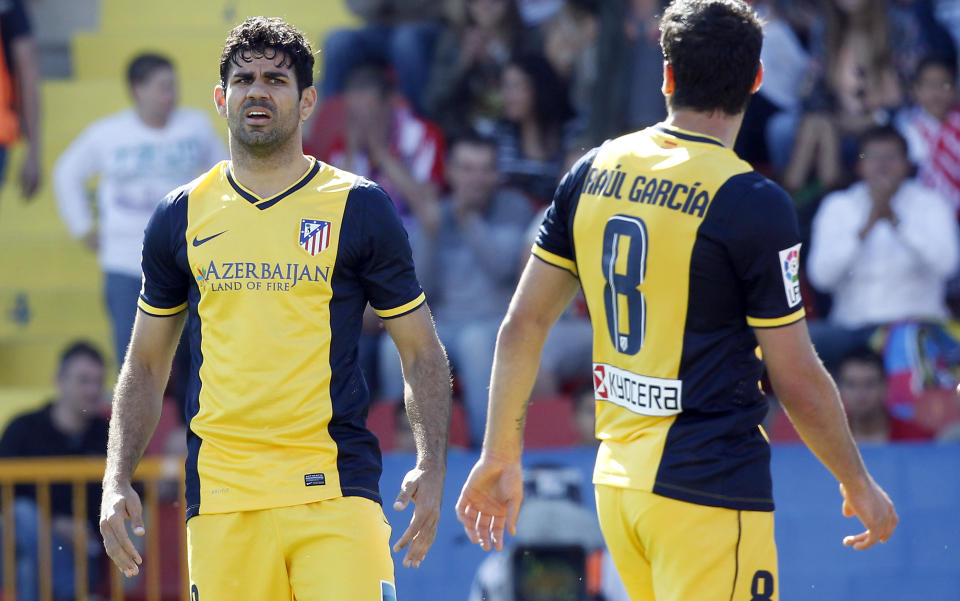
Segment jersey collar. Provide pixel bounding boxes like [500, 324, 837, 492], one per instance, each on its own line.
[654, 124, 725, 148]
[226, 157, 322, 210]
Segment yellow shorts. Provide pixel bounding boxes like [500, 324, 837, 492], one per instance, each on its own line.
[596, 484, 778, 601]
[186, 496, 396, 601]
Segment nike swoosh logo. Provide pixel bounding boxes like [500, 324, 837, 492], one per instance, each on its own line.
[192, 230, 228, 247]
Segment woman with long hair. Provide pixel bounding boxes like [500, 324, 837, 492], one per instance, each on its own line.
[425, 0, 529, 136]
[495, 53, 575, 206]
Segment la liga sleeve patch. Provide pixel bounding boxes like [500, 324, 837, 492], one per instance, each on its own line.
[778, 243, 803, 308]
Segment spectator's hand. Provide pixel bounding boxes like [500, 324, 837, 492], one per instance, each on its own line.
[99, 481, 144, 578]
[455, 454, 523, 551]
[392, 463, 445, 568]
[839, 478, 898, 550]
[19, 147, 39, 199]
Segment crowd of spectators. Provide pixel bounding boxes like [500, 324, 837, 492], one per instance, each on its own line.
[311, 0, 960, 448]
[2, 0, 960, 596]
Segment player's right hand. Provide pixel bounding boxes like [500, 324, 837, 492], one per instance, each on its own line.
[99, 482, 145, 577]
[839, 478, 898, 550]
[455, 455, 523, 552]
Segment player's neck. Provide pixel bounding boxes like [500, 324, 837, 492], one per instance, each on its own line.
[663, 109, 744, 149]
[229, 137, 313, 199]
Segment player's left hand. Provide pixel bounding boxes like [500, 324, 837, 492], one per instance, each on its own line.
[392, 463, 445, 568]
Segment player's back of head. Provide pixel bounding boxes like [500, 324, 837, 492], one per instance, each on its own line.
[659, 0, 763, 116]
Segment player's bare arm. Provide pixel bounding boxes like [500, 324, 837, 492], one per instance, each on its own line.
[382, 303, 452, 568]
[756, 320, 898, 549]
[456, 257, 579, 551]
[100, 310, 185, 577]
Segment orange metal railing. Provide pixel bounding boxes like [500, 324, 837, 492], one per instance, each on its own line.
[0, 456, 188, 601]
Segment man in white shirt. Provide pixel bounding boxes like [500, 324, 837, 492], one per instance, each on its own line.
[54, 53, 227, 365]
[807, 125, 960, 367]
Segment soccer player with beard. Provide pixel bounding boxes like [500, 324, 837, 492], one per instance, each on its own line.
[98, 17, 451, 600]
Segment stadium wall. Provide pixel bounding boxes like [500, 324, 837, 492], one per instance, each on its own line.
[381, 443, 960, 600]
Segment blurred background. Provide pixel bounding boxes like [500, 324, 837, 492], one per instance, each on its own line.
[0, 0, 958, 599]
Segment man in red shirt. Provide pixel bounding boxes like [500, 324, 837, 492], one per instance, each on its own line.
[771, 347, 933, 443]
[836, 348, 933, 442]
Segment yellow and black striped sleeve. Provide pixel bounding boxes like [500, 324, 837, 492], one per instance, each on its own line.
[533, 146, 600, 277]
[351, 180, 426, 319]
[722, 173, 806, 328]
[139, 186, 191, 317]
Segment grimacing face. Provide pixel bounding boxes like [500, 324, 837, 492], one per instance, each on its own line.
[217, 53, 310, 154]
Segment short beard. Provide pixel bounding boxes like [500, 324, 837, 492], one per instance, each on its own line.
[228, 114, 299, 158]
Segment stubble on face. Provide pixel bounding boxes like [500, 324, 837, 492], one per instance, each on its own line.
[228, 98, 300, 155]
[224, 54, 303, 158]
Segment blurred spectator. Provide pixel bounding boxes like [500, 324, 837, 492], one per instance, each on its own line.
[836, 347, 934, 442]
[53, 53, 227, 365]
[321, 62, 444, 234]
[0, 342, 109, 601]
[768, 346, 935, 442]
[543, 0, 599, 146]
[589, 0, 666, 146]
[782, 0, 904, 192]
[0, 0, 39, 200]
[516, 0, 564, 26]
[379, 134, 531, 445]
[782, 0, 954, 193]
[888, 0, 957, 85]
[740, 0, 818, 172]
[895, 56, 960, 208]
[936, 0, 960, 53]
[320, 0, 444, 113]
[425, 0, 529, 138]
[807, 126, 959, 368]
[496, 53, 574, 205]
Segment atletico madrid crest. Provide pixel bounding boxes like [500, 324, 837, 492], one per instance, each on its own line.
[299, 219, 331, 256]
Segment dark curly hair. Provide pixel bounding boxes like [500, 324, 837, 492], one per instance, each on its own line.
[660, 0, 763, 115]
[219, 16, 314, 96]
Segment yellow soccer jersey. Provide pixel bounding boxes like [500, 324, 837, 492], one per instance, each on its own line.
[534, 125, 805, 511]
[138, 158, 425, 519]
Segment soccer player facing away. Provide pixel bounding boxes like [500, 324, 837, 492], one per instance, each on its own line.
[99, 18, 451, 600]
[456, 1, 897, 599]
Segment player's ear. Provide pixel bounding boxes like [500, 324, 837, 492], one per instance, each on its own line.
[751, 61, 764, 94]
[661, 61, 675, 96]
[298, 85, 318, 122]
[214, 85, 227, 118]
